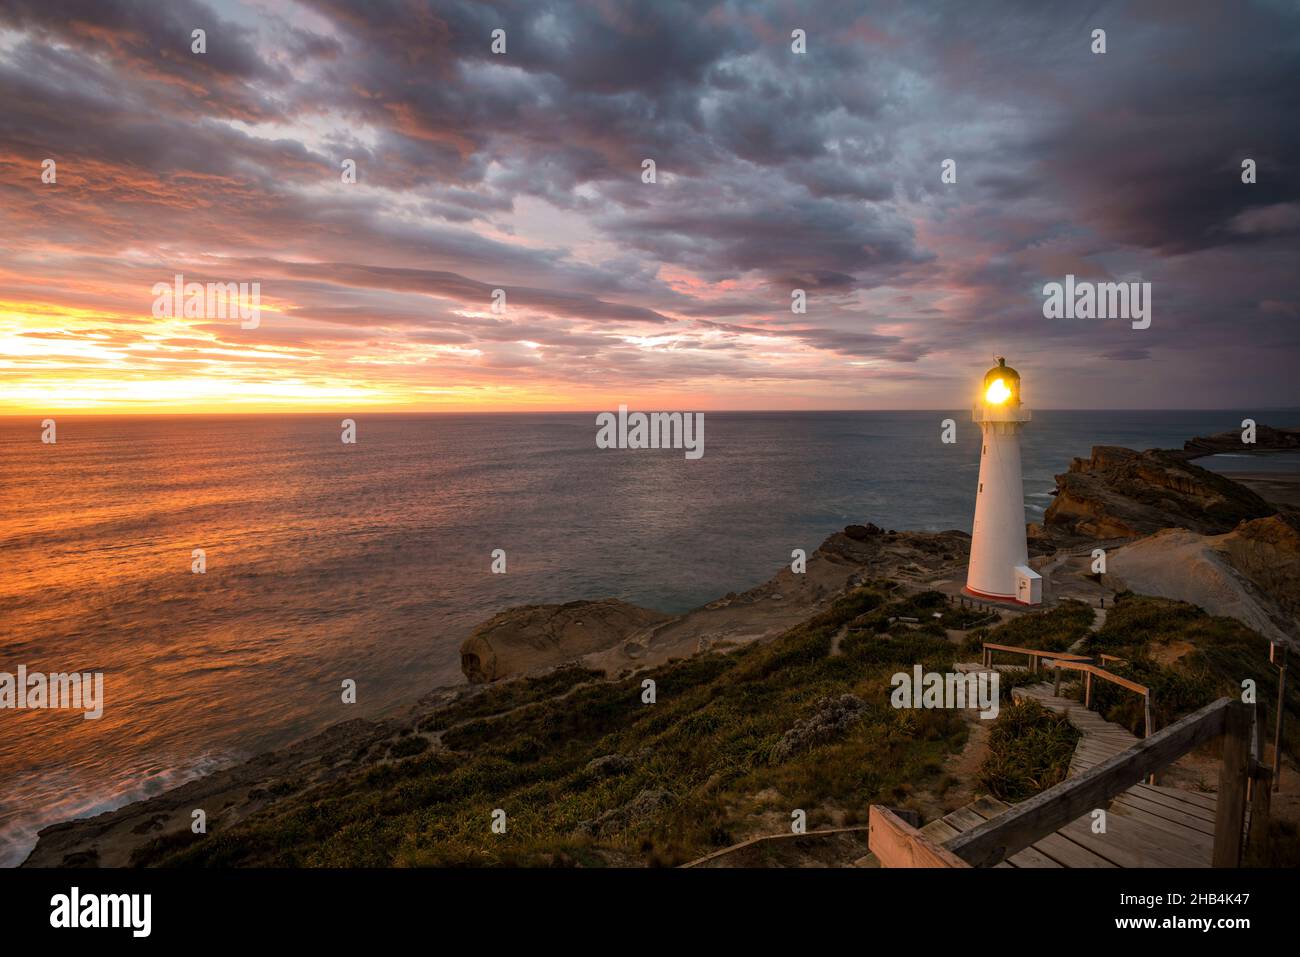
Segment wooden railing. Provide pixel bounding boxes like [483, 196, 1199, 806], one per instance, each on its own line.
[1046, 658, 1152, 738]
[868, 806, 970, 868]
[981, 642, 1092, 673]
[980, 641, 1152, 739]
[681, 825, 872, 868]
[1245, 704, 1275, 866]
[869, 698, 1264, 868]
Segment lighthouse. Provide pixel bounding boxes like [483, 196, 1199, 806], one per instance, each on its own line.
[966, 357, 1041, 605]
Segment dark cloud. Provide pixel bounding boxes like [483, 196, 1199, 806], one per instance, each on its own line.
[0, 0, 1296, 408]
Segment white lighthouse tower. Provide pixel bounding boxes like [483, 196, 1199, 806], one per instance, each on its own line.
[966, 357, 1041, 605]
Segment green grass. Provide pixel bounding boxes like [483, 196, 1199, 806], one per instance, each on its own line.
[418, 664, 605, 733]
[1082, 594, 1299, 755]
[968, 599, 1095, 658]
[978, 698, 1080, 802]
[132, 586, 974, 868]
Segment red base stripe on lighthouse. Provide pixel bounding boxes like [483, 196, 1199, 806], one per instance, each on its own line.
[963, 586, 1033, 606]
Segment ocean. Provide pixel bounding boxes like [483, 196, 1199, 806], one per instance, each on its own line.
[0, 409, 1293, 866]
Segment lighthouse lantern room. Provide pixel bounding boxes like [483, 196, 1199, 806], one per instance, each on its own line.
[966, 357, 1042, 605]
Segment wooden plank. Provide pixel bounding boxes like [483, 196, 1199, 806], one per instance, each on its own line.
[1071, 738, 1133, 754]
[1213, 703, 1250, 867]
[1109, 800, 1214, 854]
[1142, 782, 1217, 812]
[946, 698, 1235, 867]
[919, 819, 961, 842]
[923, 816, 1014, 865]
[1074, 749, 1131, 766]
[1075, 734, 1131, 745]
[1075, 741, 1130, 757]
[1127, 784, 1216, 822]
[1114, 793, 1215, 836]
[966, 798, 1063, 868]
[869, 805, 970, 868]
[1068, 714, 1125, 727]
[943, 806, 991, 832]
[1024, 831, 1117, 868]
[1055, 815, 1209, 868]
[1076, 738, 1129, 750]
[1112, 790, 1211, 837]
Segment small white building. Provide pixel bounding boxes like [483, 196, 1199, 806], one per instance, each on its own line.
[966, 357, 1041, 605]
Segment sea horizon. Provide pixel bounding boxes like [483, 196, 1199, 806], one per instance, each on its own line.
[5, 406, 1300, 418]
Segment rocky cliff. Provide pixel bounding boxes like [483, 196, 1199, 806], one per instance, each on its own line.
[459, 599, 670, 683]
[1217, 512, 1300, 623]
[1042, 445, 1276, 539]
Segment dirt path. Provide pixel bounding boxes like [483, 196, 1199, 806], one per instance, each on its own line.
[829, 624, 849, 657]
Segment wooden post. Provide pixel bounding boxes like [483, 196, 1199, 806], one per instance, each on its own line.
[1245, 766, 1274, 866]
[1084, 671, 1092, 709]
[1145, 692, 1156, 785]
[1274, 646, 1287, 792]
[1213, 702, 1251, 868]
[1053, 665, 1062, 697]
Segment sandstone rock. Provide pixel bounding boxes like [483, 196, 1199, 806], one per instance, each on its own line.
[1104, 513, 1300, 646]
[459, 599, 670, 683]
[1043, 446, 1274, 539]
[1216, 513, 1300, 623]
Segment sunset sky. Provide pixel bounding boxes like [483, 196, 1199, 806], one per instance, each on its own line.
[1, 0, 1297, 413]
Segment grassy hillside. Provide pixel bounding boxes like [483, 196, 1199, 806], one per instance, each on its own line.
[134, 584, 972, 867]
[1081, 594, 1299, 755]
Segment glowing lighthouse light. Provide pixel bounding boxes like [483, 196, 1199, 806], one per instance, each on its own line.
[985, 377, 1012, 405]
[966, 357, 1042, 605]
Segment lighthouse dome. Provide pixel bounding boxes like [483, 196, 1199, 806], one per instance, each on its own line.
[982, 357, 1020, 406]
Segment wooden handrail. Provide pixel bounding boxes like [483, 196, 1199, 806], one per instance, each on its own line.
[944, 698, 1245, 867]
[680, 825, 872, 868]
[983, 642, 1092, 660]
[1045, 658, 1149, 697]
[869, 806, 970, 868]
[1045, 657, 1153, 761]
[981, 642, 1092, 673]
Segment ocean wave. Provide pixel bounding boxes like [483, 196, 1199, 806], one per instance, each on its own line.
[0, 749, 242, 868]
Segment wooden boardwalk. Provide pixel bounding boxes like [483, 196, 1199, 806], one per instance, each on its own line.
[912, 681, 1217, 867]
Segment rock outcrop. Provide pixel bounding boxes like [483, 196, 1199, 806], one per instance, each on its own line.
[1103, 512, 1300, 646]
[1179, 425, 1300, 459]
[1216, 513, 1300, 623]
[459, 598, 670, 683]
[1043, 446, 1275, 539]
